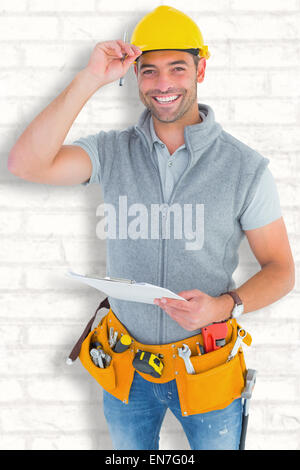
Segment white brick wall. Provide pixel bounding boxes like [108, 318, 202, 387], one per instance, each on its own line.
[0, 0, 299, 450]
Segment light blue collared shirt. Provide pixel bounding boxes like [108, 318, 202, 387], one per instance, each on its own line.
[146, 111, 206, 202]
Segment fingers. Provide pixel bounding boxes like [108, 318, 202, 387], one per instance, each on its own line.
[116, 39, 142, 58]
[154, 297, 190, 311]
[177, 289, 203, 300]
[100, 40, 141, 58]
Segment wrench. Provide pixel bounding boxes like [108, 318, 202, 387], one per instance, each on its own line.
[98, 348, 111, 368]
[90, 348, 100, 366]
[227, 328, 247, 362]
[109, 327, 118, 349]
[90, 348, 104, 368]
[102, 351, 111, 367]
[90, 347, 112, 368]
[178, 344, 195, 374]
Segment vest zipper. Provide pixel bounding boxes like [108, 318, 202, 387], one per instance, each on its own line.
[135, 126, 193, 343]
[135, 127, 192, 344]
[161, 130, 192, 343]
[135, 127, 166, 343]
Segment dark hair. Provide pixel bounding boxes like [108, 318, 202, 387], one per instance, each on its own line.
[192, 55, 201, 70]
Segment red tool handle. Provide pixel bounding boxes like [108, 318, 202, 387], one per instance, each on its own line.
[202, 322, 228, 353]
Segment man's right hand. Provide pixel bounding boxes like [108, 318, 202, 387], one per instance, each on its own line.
[84, 39, 142, 86]
[7, 39, 143, 185]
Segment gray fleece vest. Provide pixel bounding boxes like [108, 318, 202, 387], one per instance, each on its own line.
[96, 103, 269, 344]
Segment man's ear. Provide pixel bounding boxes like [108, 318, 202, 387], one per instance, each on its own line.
[134, 62, 138, 77]
[197, 58, 206, 84]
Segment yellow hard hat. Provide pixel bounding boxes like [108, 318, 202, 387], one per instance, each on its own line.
[130, 5, 210, 64]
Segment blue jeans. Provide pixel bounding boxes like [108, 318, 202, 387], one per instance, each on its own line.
[103, 371, 242, 450]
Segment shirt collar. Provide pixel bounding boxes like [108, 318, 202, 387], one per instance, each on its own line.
[149, 114, 163, 146]
[136, 104, 214, 152]
[134, 103, 223, 167]
[148, 114, 207, 151]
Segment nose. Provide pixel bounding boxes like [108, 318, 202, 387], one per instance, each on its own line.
[153, 71, 175, 94]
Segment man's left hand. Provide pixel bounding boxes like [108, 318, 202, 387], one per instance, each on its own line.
[153, 289, 232, 331]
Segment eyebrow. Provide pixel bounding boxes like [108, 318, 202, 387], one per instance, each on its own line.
[140, 60, 189, 71]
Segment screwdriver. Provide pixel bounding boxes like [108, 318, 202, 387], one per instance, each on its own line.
[119, 31, 128, 87]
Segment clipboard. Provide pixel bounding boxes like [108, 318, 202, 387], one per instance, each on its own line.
[66, 271, 187, 305]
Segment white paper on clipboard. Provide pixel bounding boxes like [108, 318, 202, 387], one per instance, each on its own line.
[66, 271, 187, 305]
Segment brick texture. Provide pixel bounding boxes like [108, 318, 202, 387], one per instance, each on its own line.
[0, 0, 299, 451]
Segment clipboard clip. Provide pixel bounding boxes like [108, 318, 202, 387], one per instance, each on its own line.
[104, 276, 136, 284]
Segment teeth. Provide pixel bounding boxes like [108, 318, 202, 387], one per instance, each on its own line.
[154, 95, 179, 102]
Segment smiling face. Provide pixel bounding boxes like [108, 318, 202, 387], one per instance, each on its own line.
[134, 50, 206, 124]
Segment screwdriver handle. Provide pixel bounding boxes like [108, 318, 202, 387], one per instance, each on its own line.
[114, 334, 132, 353]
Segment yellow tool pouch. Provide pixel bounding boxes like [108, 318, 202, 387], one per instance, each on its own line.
[68, 297, 251, 416]
[68, 298, 135, 404]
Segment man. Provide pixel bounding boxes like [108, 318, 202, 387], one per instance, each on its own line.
[8, 6, 294, 450]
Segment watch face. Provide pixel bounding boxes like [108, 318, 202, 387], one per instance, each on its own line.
[233, 304, 244, 318]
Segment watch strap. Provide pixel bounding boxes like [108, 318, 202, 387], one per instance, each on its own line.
[221, 290, 243, 306]
[220, 290, 243, 319]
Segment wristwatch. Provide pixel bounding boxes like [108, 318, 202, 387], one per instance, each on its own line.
[220, 290, 244, 319]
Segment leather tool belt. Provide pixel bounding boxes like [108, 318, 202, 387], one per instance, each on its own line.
[68, 297, 251, 417]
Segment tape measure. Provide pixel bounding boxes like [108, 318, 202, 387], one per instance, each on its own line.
[133, 350, 164, 378]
